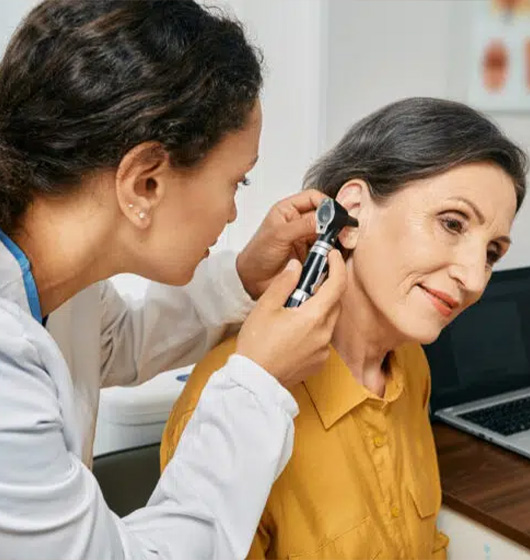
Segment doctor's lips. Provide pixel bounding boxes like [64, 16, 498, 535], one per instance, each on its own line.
[419, 285, 460, 317]
[204, 239, 218, 257]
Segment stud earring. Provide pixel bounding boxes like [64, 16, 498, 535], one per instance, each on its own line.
[128, 203, 134, 209]
[138, 211, 147, 220]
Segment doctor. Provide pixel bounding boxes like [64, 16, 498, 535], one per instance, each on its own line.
[0, 1, 346, 559]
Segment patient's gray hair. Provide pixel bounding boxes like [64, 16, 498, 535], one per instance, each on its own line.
[304, 97, 527, 211]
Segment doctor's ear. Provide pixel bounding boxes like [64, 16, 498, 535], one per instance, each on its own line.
[335, 180, 369, 250]
[115, 142, 173, 229]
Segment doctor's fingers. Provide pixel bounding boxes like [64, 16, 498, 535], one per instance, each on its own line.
[257, 259, 303, 310]
[304, 250, 347, 315]
[277, 189, 328, 218]
[277, 211, 317, 247]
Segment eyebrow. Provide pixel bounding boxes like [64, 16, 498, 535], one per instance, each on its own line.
[453, 196, 485, 224]
[452, 196, 512, 245]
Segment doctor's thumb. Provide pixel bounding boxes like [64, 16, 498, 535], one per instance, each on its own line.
[259, 259, 302, 309]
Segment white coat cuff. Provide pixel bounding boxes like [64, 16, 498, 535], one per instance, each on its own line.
[223, 354, 299, 419]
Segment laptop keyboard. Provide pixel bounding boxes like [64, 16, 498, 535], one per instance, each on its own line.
[459, 396, 530, 436]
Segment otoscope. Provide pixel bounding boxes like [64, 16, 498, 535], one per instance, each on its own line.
[285, 198, 359, 308]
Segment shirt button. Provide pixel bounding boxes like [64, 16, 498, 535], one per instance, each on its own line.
[373, 435, 385, 447]
[391, 505, 401, 518]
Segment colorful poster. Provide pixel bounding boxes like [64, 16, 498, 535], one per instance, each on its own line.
[468, 0, 530, 111]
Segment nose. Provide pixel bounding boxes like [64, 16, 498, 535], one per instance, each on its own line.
[447, 247, 489, 300]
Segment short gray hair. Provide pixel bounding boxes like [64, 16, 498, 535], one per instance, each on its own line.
[304, 97, 527, 211]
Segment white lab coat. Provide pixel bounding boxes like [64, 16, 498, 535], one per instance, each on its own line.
[0, 239, 298, 560]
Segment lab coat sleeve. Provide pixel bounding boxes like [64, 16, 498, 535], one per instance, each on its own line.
[99, 250, 254, 387]
[0, 318, 299, 560]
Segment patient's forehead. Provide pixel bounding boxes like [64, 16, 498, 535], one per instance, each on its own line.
[380, 162, 516, 227]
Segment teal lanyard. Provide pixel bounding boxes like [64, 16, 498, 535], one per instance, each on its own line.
[0, 230, 43, 324]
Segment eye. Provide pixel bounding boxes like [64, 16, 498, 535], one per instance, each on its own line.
[440, 215, 466, 234]
[486, 245, 501, 268]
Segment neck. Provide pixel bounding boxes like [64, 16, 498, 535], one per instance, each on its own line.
[331, 258, 405, 397]
[11, 186, 124, 317]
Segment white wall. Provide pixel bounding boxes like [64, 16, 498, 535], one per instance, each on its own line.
[0, 1, 38, 54]
[324, 0, 530, 271]
[205, 0, 327, 252]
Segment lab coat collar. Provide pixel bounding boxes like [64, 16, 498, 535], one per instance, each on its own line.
[0, 231, 42, 322]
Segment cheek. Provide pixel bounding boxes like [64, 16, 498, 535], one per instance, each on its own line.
[186, 190, 236, 240]
[207, 190, 236, 223]
[353, 214, 450, 303]
[354, 217, 417, 283]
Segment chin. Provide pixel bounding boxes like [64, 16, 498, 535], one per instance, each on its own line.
[415, 330, 443, 346]
[142, 252, 207, 286]
[391, 316, 445, 347]
[144, 263, 196, 287]
[407, 323, 445, 346]
[169, 268, 196, 286]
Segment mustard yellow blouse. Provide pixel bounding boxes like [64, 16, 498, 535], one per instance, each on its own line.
[161, 337, 449, 560]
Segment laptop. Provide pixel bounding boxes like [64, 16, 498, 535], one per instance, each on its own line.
[424, 266, 530, 459]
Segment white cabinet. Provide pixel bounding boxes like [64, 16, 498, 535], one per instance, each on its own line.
[439, 506, 530, 560]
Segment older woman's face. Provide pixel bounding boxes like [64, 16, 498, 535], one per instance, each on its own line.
[342, 162, 518, 344]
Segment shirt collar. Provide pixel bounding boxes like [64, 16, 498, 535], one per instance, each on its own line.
[303, 345, 405, 430]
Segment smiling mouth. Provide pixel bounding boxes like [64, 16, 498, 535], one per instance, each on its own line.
[419, 285, 459, 317]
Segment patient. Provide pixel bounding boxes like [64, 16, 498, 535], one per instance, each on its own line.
[160, 98, 527, 559]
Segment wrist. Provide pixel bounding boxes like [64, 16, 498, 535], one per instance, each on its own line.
[236, 251, 260, 300]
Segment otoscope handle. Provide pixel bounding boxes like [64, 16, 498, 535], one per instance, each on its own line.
[284, 240, 332, 308]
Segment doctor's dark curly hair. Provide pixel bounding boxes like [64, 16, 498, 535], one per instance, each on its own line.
[0, 0, 263, 233]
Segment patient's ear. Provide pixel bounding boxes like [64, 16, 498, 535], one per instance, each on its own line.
[335, 180, 368, 249]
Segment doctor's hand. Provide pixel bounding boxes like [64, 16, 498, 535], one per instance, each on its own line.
[236, 250, 346, 388]
[236, 189, 327, 300]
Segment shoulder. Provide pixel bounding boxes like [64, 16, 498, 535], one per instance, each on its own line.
[161, 336, 238, 468]
[0, 299, 61, 426]
[0, 298, 43, 365]
[181, 335, 238, 410]
[0, 297, 25, 335]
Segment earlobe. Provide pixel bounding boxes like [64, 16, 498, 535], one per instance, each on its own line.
[338, 221, 358, 250]
[115, 142, 169, 228]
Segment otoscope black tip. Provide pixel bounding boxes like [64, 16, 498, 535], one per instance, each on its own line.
[347, 216, 359, 228]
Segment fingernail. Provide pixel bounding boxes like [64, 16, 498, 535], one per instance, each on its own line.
[286, 259, 298, 271]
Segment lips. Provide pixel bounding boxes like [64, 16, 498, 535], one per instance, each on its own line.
[419, 285, 459, 317]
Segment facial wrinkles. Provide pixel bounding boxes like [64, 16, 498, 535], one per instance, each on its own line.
[374, 194, 443, 300]
[422, 188, 513, 310]
[335, 163, 517, 352]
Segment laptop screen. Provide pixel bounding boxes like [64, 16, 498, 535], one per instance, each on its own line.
[424, 266, 530, 413]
